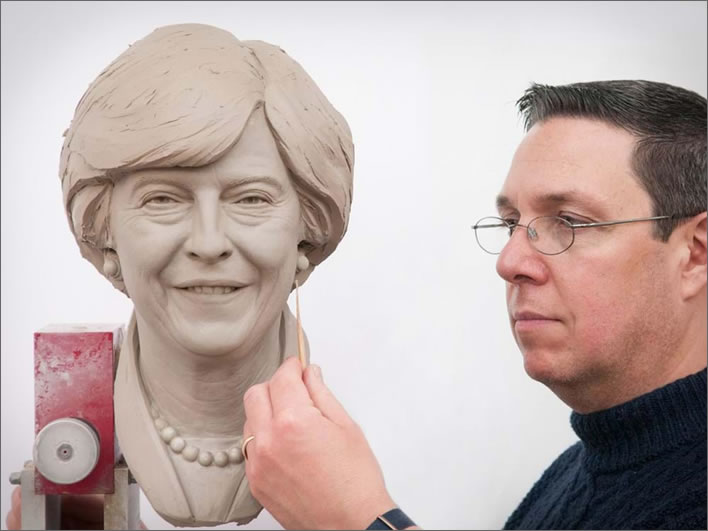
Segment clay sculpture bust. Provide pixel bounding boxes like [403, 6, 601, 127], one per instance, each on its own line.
[59, 23, 353, 526]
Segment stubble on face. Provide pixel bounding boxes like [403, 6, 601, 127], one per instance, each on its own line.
[499, 117, 686, 412]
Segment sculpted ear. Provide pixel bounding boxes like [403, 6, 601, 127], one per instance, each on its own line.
[293, 241, 315, 289]
[102, 247, 129, 296]
[680, 212, 707, 300]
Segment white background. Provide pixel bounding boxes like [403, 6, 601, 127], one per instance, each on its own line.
[1, 1, 706, 529]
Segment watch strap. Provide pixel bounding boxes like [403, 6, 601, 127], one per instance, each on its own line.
[366, 508, 417, 530]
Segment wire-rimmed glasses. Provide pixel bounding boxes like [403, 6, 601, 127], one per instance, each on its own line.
[472, 215, 674, 255]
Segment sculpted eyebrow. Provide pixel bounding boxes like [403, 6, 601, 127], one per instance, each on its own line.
[129, 176, 188, 195]
[128, 174, 285, 194]
[225, 176, 285, 193]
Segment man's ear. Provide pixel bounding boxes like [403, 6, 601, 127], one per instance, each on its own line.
[680, 212, 707, 300]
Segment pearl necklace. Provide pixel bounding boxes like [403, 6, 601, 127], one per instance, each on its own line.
[149, 403, 245, 467]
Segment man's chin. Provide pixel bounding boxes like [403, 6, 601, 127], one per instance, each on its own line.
[522, 349, 566, 386]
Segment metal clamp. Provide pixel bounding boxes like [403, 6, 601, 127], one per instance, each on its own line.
[8, 460, 140, 530]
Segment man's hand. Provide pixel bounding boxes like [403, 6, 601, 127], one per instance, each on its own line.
[5, 486, 148, 530]
[243, 357, 396, 530]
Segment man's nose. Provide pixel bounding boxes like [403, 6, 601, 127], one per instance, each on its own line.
[495, 225, 548, 285]
[184, 197, 233, 262]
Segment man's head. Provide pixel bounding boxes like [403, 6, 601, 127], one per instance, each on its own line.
[495, 80, 707, 412]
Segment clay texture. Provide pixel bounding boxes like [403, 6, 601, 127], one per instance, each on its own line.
[58, 23, 353, 526]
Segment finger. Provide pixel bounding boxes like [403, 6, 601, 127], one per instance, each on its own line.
[269, 356, 313, 413]
[6, 509, 19, 531]
[243, 381, 273, 435]
[8, 489, 20, 527]
[7, 488, 21, 530]
[303, 364, 353, 426]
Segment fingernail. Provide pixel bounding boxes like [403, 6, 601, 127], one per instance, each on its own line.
[312, 365, 323, 381]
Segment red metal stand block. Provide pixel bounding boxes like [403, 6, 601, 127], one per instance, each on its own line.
[34, 324, 123, 495]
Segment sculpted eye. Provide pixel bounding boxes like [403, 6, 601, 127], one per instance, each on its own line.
[235, 195, 268, 205]
[146, 195, 177, 205]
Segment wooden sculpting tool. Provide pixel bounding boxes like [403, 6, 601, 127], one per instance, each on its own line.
[295, 280, 307, 368]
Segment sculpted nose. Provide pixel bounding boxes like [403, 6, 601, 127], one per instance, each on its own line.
[184, 201, 233, 262]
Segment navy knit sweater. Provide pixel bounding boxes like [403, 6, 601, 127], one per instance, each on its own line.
[505, 369, 707, 530]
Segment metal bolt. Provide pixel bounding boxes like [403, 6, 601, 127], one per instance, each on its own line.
[9, 472, 21, 485]
[57, 443, 74, 461]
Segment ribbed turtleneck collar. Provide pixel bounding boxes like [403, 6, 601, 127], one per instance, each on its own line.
[570, 369, 707, 472]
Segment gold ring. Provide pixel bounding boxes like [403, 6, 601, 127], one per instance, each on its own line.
[242, 435, 256, 461]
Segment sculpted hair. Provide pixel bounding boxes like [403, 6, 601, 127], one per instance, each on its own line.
[60, 24, 353, 288]
[516, 80, 707, 240]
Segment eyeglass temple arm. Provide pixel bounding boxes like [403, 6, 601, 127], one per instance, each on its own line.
[570, 215, 672, 229]
[472, 215, 677, 231]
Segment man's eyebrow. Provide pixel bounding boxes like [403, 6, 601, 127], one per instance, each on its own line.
[496, 195, 514, 211]
[495, 191, 605, 212]
[535, 191, 605, 211]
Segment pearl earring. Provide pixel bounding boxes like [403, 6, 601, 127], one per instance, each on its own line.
[103, 255, 121, 279]
[296, 254, 310, 273]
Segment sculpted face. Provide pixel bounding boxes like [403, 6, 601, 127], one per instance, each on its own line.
[110, 107, 303, 356]
[495, 117, 681, 407]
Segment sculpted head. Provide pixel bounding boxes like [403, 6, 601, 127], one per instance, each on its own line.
[59, 24, 353, 355]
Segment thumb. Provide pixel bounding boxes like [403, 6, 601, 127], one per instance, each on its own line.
[304, 365, 352, 426]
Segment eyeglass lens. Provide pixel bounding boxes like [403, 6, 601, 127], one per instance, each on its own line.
[474, 216, 574, 255]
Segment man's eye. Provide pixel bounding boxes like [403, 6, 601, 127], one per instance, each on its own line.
[558, 212, 589, 225]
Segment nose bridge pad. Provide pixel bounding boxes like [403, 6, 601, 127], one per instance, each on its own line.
[498, 223, 547, 283]
[504, 222, 539, 259]
[528, 225, 538, 241]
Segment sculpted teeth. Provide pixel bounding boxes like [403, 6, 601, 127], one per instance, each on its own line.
[183, 286, 237, 294]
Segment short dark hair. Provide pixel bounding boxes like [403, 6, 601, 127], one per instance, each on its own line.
[516, 80, 707, 240]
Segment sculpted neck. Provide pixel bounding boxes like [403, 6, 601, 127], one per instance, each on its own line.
[135, 311, 284, 438]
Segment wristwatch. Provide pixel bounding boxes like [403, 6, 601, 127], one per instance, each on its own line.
[366, 508, 417, 530]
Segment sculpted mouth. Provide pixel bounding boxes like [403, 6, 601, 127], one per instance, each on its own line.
[178, 286, 240, 295]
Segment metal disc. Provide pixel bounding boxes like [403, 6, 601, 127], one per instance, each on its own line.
[33, 418, 100, 484]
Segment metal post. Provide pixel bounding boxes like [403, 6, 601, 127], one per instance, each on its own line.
[15, 462, 61, 530]
[104, 461, 140, 530]
[9, 460, 140, 530]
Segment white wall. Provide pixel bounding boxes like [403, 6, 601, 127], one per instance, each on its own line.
[1, 2, 705, 529]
